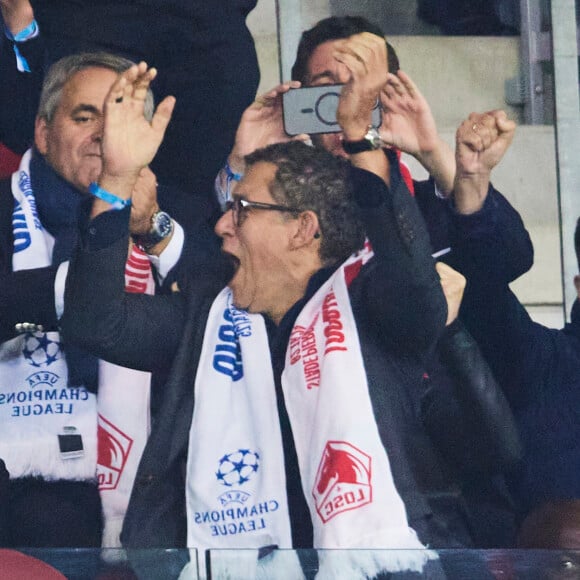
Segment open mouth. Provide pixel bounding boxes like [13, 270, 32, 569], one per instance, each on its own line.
[223, 251, 240, 269]
[221, 251, 241, 283]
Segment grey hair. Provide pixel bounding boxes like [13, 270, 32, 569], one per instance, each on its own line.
[244, 141, 365, 264]
[38, 52, 155, 122]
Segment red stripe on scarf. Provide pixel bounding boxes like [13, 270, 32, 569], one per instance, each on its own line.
[124, 245, 152, 294]
[395, 149, 414, 196]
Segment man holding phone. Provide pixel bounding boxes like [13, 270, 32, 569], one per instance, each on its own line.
[215, 16, 458, 248]
[216, 16, 526, 267]
[215, 15, 531, 549]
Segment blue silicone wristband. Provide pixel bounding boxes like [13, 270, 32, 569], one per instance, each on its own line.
[225, 160, 243, 182]
[11, 19, 38, 42]
[88, 182, 131, 210]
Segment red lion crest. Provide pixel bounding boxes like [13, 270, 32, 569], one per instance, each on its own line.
[313, 441, 372, 523]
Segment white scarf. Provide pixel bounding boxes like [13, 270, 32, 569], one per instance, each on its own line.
[2, 150, 152, 548]
[187, 246, 437, 577]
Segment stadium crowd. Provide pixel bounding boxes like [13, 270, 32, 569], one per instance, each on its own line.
[1, 2, 578, 578]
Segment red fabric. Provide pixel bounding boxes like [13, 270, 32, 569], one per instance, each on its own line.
[395, 149, 414, 196]
[0, 144, 22, 180]
[0, 550, 67, 579]
[124, 245, 152, 293]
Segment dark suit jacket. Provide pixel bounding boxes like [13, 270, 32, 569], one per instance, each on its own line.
[461, 272, 580, 515]
[63, 166, 457, 549]
[63, 163, 523, 556]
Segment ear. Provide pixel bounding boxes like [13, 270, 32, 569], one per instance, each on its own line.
[574, 275, 580, 298]
[289, 210, 320, 250]
[34, 116, 49, 156]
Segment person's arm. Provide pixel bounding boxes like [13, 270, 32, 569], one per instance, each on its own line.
[459, 272, 554, 407]
[62, 207, 186, 372]
[215, 81, 307, 208]
[334, 32, 392, 185]
[379, 70, 455, 195]
[0, 0, 43, 152]
[422, 319, 523, 474]
[452, 110, 515, 214]
[137, 170, 228, 292]
[445, 110, 533, 284]
[0, 0, 33, 35]
[62, 62, 186, 371]
[351, 164, 448, 358]
[421, 263, 522, 473]
[334, 32, 446, 357]
[446, 185, 534, 284]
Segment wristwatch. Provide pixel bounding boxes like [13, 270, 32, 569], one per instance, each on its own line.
[342, 126, 383, 154]
[132, 210, 174, 252]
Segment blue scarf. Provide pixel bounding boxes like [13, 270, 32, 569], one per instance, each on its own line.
[30, 151, 99, 393]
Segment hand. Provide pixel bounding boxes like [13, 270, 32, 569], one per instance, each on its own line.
[334, 32, 389, 140]
[379, 70, 455, 194]
[379, 71, 439, 156]
[436, 261, 466, 326]
[228, 81, 308, 173]
[0, 0, 33, 35]
[456, 110, 516, 177]
[129, 167, 159, 235]
[99, 62, 175, 196]
[453, 110, 516, 214]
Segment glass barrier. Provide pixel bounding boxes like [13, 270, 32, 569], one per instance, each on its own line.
[3, 548, 579, 580]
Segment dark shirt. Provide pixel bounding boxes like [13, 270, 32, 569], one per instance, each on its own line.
[461, 270, 580, 513]
[266, 266, 336, 547]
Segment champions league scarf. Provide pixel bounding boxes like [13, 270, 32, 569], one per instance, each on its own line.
[2, 149, 152, 547]
[187, 246, 436, 577]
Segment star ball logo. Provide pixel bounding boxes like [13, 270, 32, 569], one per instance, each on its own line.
[22, 332, 62, 367]
[216, 449, 260, 487]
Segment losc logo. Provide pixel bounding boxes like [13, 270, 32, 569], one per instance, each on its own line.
[97, 413, 133, 491]
[312, 441, 372, 523]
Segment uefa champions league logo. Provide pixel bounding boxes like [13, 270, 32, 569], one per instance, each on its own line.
[216, 449, 260, 487]
[22, 332, 62, 367]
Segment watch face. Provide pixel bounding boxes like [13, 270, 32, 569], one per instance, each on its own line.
[342, 127, 383, 154]
[152, 211, 173, 237]
[365, 128, 382, 149]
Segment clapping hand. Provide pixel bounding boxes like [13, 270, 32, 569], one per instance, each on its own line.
[99, 62, 175, 197]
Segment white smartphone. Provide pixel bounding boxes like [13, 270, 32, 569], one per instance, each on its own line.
[283, 84, 381, 136]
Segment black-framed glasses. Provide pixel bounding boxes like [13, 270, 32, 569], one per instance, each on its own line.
[224, 197, 301, 227]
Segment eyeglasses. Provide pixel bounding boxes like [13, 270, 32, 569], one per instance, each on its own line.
[224, 197, 301, 227]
